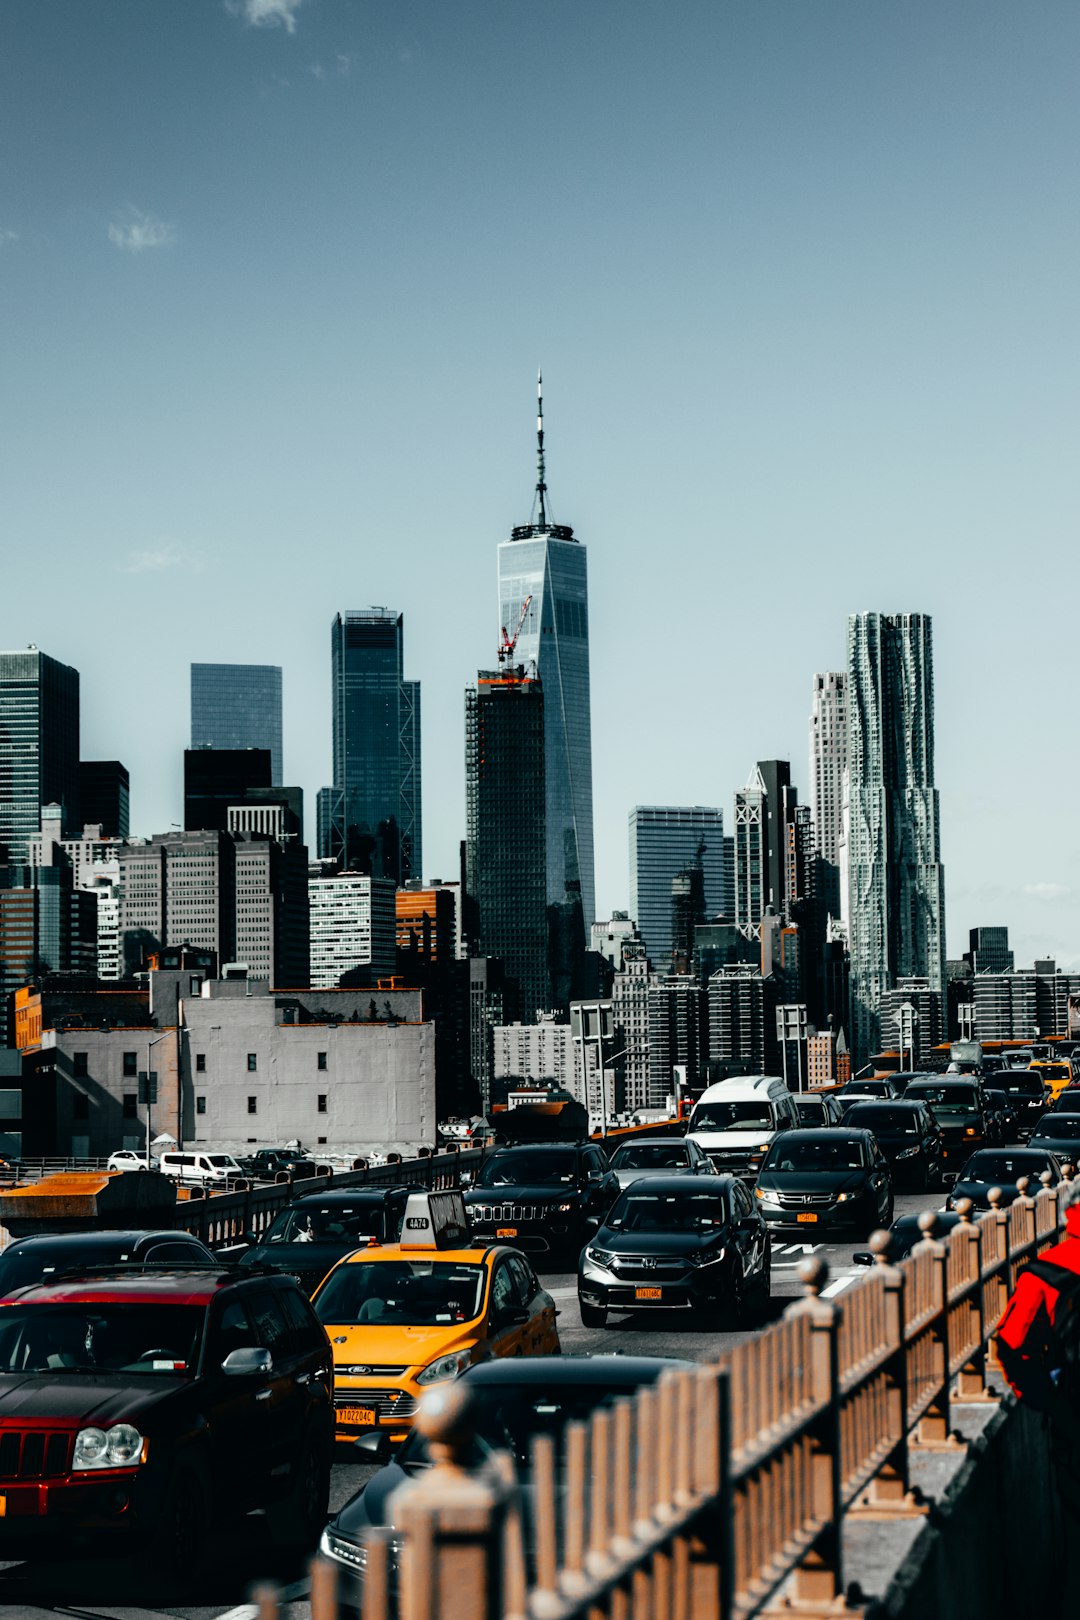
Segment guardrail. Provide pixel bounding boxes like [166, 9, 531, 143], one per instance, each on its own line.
[173, 1147, 486, 1249]
[254, 1168, 1071, 1620]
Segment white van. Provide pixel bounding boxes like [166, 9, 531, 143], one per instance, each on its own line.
[686, 1075, 798, 1178]
[158, 1150, 243, 1184]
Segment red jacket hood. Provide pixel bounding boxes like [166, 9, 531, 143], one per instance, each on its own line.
[1065, 1202, 1080, 1239]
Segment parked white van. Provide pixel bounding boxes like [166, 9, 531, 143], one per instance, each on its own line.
[158, 1150, 243, 1184]
[686, 1075, 798, 1178]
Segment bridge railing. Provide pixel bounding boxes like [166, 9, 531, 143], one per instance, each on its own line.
[252, 1168, 1072, 1620]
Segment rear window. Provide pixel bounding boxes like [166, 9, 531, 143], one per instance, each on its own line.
[207, 1155, 237, 1169]
[844, 1106, 920, 1133]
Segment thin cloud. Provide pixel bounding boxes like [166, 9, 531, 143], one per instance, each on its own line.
[0, 228, 18, 247]
[108, 208, 175, 253]
[1023, 882, 1070, 902]
[227, 0, 305, 31]
[117, 542, 201, 576]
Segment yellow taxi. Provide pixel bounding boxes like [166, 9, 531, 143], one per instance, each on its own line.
[1030, 1059, 1074, 1102]
[311, 1189, 560, 1445]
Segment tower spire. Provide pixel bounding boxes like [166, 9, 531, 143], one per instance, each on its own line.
[535, 369, 547, 528]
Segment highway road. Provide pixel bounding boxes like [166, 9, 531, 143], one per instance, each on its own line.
[0, 1186, 946, 1620]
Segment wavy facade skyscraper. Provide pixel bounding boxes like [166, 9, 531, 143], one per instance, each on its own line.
[845, 612, 946, 1064]
[496, 378, 594, 1007]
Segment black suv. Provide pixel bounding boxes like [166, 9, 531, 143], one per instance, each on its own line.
[463, 1143, 619, 1258]
[903, 1079, 993, 1165]
[842, 1101, 944, 1189]
[236, 1148, 323, 1181]
[0, 1267, 333, 1570]
[238, 1186, 412, 1294]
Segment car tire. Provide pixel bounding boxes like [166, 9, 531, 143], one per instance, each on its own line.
[144, 1466, 211, 1578]
[579, 1300, 607, 1329]
[270, 1426, 332, 1553]
[726, 1266, 746, 1328]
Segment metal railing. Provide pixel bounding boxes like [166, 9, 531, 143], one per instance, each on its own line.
[252, 1169, 1072, 1620]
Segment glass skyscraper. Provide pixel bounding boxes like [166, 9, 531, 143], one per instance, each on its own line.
[190, 663, 283, 785]
[0, 648, 80, 864]
[496, 379, 595, 957]
[628, 807, 727, 970]
[845, 612, 946, 1065]
[317, 609, 421, 886]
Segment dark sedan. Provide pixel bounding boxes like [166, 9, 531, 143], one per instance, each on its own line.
[842, 1101, 944, 1189]
[903, 1080, 992, 1164]
[1051, 1087, 1080, 1114]
[1028, 1113, 1080, 1167]
[0, 1230, 217, 1298]
[943, 1147, 1063, 1210]
[320, 1355, 693, 1606]
[607, 1137, 715, 1190]
[853, 1210, 964, 1265]
[754, 1129, 893, 1236]
[794, 1093, 846, 1128]
[577, 1174, 770, 1328]
[995, 1071, 1050, 1138]
[238, 1186, 412, 1295]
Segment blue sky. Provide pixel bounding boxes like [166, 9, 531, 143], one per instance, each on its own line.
[2, 0, 1077, 966]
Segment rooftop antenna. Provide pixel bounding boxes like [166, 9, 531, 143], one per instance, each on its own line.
[535, 369, 548, 528]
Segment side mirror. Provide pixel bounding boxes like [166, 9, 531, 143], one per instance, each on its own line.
[942, 1172, 959, 1187]
[852, 1252, 874, 1267]
[459, 1171, 473, 1189]
[353, 1431, 392, 1463]
[584, 1214, 601, 1231]
[221, 1346, 273, 1378]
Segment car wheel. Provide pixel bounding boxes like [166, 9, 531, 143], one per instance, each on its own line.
[579, 1300, 608, 1329]
[727, 1266, 746, 1328]
[145, 1467, 210, 1577]
[270, 1428, 332, 1552]
[755, 1246, 772, 1313]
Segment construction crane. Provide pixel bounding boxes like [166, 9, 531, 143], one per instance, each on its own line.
[498, 594, 533, 666]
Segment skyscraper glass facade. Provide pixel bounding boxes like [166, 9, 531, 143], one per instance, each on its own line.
[190, 663, 283, 785]
[319, 610, 421, 885]
[808, 672, 847, 921]
[846, 612, 946, 1065]
[0, 649, 80, 864]
[628, 807, 726, 970]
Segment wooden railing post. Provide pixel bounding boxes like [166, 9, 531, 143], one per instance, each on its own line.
[782, 1256, 844, 1606]
[390, 1381, 515, 1620]
[952, 1198, 998, 1402]
[909, 1211, 963, 1450]
[850, 1228, 927, 1514]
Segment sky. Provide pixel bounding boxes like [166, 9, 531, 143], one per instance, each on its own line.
[1, 0, 1077, 968]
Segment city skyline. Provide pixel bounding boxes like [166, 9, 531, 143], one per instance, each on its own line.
[1, 3, 1076, 967]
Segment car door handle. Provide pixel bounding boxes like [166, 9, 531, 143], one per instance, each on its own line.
[255, 1387, 273, 1402]
[295, 1372, 312, 1386]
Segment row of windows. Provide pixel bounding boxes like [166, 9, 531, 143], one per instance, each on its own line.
[76, 1050, 330, 1076]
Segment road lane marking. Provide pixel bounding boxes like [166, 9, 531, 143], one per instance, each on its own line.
[821, 1274, 858, 1298]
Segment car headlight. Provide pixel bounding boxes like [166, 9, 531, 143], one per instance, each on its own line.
[416, 1348, 475, 1385]
[73, 1423, 144, 1471]
[554, 1203, 575, 1212]
[836, 1192, 857, 1203]
[754, 1189, 780, 1205]
[687, 1248, 727, 1267]
[896, 1146, 920, 1160]
[585, 1245, 615, 1266]
[965, 1126, 978, 1136]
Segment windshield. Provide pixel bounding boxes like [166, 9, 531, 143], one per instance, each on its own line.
[0, 1304, 203, 1374]
[841, 1081, 890, 1096]
[958, 1151, 1053, 1182]
[907, 1086, 978, 1114]
[608, 1190, 728, 1232]
[1033, 1116, 1080, 1140]
[610, 1144, 688, 1170]
[794, 1100, 828, 1122]
[207, 1155, 239, 1169]
[474, 1151, 577, 1187]
[264, 1205, 386, 1244]
[763, 1139, 867, 1172]
[314, 1261, 487, 1326]
[1000, 1076, 1043, 1096]
[844, 1107, 919, 1134]
[690, 1102, 774, 1132]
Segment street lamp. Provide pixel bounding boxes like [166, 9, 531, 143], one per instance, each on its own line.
[143, 1032, 170, 1166]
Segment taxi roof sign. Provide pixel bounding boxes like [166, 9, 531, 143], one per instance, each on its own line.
[399, 1189, 470, 1251]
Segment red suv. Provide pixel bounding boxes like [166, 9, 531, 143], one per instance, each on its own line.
[0, 1267, 333, 1567]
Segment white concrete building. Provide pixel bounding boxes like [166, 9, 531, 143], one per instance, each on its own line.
[493, 1013, 575, 1091]
[308, 873, 397, 988]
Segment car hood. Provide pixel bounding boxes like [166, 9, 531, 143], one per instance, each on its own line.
[758, 1169, 870, 1194]
[594, 1228, 730, 1258]
[325, 1322, 480, 1372]
[0, 1372, 187, 1425]
[331, 1458, 412, 1536]
[871, 1133, 925, 1152]
[464, 1185, 583, 1202]
[613, 1166, 691, 1188]
[952, 1179, 1022, 1206]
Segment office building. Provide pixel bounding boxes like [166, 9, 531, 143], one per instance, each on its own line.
[0, 648, 80, 864]
[610, 940, 661, 1112]
[308, 873, 397, 988]
[591, 914, 639, 973]
[648, 975, 706, 1100]
[496, 378, 594, 955]
[317, 610, 421, 885]
[965, 927, 1014, 976]
[973, 972, 1038, 1044]
[184, 748, 273, 833]
[78, 761, 129, 839]
[492, 1013, 575, 1096]
[28, 806, 125, 982]
[469, 956, 518, 1113]
[396, 882, 459, 965]
[628, 807, 726, 970]
[808, 673, 847, 920]
[233, 834, 310, 986]
[878, 978, 943, 1064]
[845, 612, 946, 1065]
[117, 831, 237, 977]
[757, 761, 797, 917]
[191, 663, 283, 785]
[0, 864, 97, 1045]
[733, 770, 766, 937]
[465, 664, 549, 1021]
[708, 964, 780, 1075]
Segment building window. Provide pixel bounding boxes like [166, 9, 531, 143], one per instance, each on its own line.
[72, 1093, 90, 1121]
[122, 1052, 137, 1077]
[247, 1096, 257, 1114]
[247, 1054, 257, 1072]
[317, 1094, 327, 1113]
[190, 977, 202, 996]
[317, 1052, 327, 1071]
[122, 1093, 137, 1119]
[0, 1092, 20, 1122]
[73, 1053, 88, 1077]
[196, 1096, 206, 1116]
[195, 1053, 206, 1073]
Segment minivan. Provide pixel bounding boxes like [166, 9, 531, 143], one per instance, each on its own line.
[686, 1075, 798, 1178]
[158, 1150, 244, 1184]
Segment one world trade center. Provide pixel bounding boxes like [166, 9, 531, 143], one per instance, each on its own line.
[496, 377, 595, 1006]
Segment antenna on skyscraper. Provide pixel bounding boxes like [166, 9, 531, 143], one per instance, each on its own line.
[535, 369, 548, 529]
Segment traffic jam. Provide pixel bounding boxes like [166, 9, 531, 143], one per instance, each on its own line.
[0, 1056, 1072, 1604]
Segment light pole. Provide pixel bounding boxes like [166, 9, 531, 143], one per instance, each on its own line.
[143, 1032, 169, 1166]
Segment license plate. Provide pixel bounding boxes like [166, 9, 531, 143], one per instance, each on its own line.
[635, 1287, 663, 1300]
[339, 1405, 377, 1427]
[797, 1212, 818, 1223]
[496, 1227, 518, 1238]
